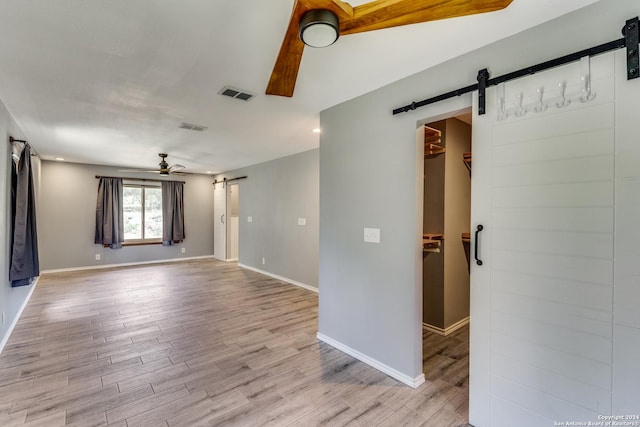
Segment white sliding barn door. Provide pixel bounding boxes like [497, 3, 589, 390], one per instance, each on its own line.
[470, 52, 625, 426]
[213, 183, 226, 261]
[612, 48, 640, 415]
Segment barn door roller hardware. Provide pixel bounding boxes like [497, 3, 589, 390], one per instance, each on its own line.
[212, 176, 248, 188]
[393, 16, 640, 116]
[625, 17, 639, 79]
[476, 69, 489, 115]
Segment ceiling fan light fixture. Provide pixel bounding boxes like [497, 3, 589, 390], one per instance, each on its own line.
[299, 9, 339, 48]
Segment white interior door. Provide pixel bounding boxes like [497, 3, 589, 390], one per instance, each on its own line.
[213, 183, 226, 261]
[470, 53, 621, 426]
[611, 48, 640, 415]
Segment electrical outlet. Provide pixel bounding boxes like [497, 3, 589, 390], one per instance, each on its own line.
[95, 254, 101, 261]
[247, 216, 253, 223]
[181, 247, 186, 253]
[297, 217, 306, 226]
[364, 227, 381, 243]
[262, 257, 266, 265]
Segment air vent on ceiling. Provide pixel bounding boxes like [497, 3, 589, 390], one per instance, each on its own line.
[179, 122, 208, 132]
[218, 86, 255, 102]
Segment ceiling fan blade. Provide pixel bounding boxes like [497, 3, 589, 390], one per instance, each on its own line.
[266, 0, 309, 97]
[266, 0, 354, 97]
[340, 0, 513, 35]
[168, 164, 186, 172]
[118, 169, 161, 173]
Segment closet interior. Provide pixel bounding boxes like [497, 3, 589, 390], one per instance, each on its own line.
[420, 115, 472, 337]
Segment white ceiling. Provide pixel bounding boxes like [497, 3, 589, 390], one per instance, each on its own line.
[0, 0, 598, 174]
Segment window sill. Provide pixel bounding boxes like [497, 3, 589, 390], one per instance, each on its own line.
[103, 241, 162, 248]
[124, 241, 163, 247]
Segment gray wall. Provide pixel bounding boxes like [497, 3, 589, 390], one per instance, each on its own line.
[0, 99, 38, 348]
[39, 161, 215, 270]
[318, 0, 637, 383]
[216, 149, 319, 289]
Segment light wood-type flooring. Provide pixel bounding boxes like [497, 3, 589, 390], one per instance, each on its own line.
[0, 259, 469, 426]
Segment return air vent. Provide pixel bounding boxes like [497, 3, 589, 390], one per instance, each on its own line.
[218, 86, 255, 102]
[179, 122, 208, 132]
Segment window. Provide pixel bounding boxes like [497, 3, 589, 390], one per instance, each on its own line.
[123, 185, 162, 243]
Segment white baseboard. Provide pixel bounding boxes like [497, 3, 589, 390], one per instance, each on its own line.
[0, 276, 39, 354]
[316, 332, 425, 389]
[237, 263, 318, 294]
[422, 316, 470, 336]
[41, 255, 216, 274]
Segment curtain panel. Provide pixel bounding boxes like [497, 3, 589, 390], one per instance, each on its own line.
[94, 177, 124, 249]
[10, 144, 40, 287]
[161, 181, 185, 246]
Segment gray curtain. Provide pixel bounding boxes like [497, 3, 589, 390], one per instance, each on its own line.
[94, 177, 124, 249]
[10, 144, 40, 287]
[161, 181, 185, 246]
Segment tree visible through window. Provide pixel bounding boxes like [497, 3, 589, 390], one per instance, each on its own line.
[123, 185, 162, 242]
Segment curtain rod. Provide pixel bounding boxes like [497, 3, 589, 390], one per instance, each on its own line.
[95, 175, 185, 184]
[393, 16, 639, 115]
[212, 176, 248, 186]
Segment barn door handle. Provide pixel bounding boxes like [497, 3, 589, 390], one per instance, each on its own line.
[474, 224, 484, 266]
[221, 214, 225, 224]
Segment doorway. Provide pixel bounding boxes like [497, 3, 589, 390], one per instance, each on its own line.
[213, 182, 226, 261]
[419, 110, 472, 425]
[214, 181, 240, 262]
[226, 184, 239, 261]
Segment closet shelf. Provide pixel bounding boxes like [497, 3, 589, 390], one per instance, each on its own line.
[426, 143, 446, 156]
[423, 233, 444, 252]
[424, 125, 444, 157]
[463, 152, 472, 172]
[461, 232, 471, 243]
[423, 233, 444, 240]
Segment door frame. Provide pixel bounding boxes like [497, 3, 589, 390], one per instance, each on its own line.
[415, 103, 480, 419]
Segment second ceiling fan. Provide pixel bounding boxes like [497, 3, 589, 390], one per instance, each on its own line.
[266, 0, 513, 97]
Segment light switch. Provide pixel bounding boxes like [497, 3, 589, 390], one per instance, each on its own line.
[298, 218, 306, 226]
[247, 216, 253, 223]
[364, 227, 381, 243]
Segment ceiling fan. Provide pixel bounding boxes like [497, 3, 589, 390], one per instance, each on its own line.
[266, 0, 513, 97]
[119, 153, 186, 175]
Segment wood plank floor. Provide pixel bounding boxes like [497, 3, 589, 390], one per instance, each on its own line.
[0, 259, 469, 426]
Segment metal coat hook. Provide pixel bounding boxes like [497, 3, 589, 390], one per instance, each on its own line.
[496, 83, 508, 120]
[535, 87, 548, 112]
[579, 56, 596, 102]
[556, 81, 571, 108]
[514, 92, 526, 117]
